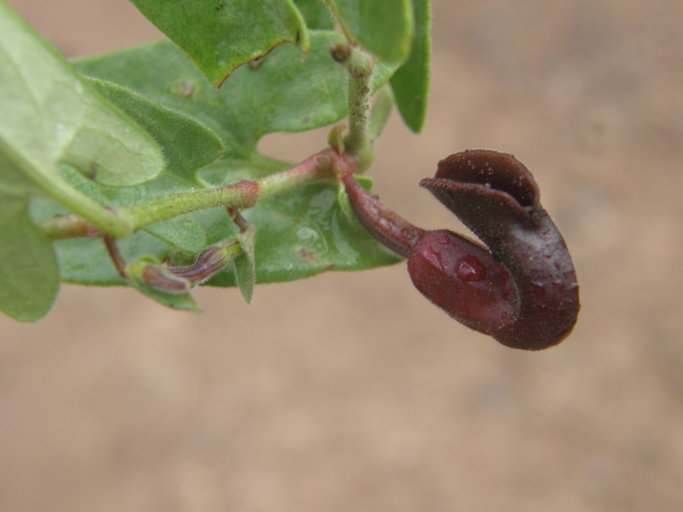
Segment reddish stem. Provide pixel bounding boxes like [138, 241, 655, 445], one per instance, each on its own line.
[335, 156, 425, 258]
[102, 235, 127, 279]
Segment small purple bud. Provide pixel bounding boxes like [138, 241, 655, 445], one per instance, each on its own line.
[170, 244, 234, 284]
[142, 265, 192, 293]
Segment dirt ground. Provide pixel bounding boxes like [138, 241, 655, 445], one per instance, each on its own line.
[1, 1, 682, 511]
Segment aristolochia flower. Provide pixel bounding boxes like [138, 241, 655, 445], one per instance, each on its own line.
[340, 150, 580, 350]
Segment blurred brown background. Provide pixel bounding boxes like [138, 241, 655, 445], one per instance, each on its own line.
[1, 1, 682, 511]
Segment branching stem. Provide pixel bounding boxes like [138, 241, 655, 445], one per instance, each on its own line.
[40, 43, 380, 246]
[40, 148, 338, 241]
[333, 154, 424, 258]
[330, 43, 375, 170]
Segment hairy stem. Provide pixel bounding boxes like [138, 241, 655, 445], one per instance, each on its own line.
[40, 149, 337, 240]
[120, 180, 259, 231]
[334, 154, 424, 258]
[227, 207, 251, 233]
[257, 148, 334, 197]
[330, 43, 375, 170]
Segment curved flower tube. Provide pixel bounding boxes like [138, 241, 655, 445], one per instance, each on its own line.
[339, 150, 579, 350]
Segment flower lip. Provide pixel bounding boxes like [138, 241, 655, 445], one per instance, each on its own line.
[434, 149, 539, 209]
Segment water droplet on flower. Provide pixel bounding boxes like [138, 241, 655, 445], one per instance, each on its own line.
[456, 256, 486, 282]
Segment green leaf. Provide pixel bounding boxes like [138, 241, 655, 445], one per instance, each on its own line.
[0, 2, 164, 187]
[328, 0, 413, 64]
[390, 0, 431, 132]
[86, 78, 223, 181]
[207, 181, 402, 286]
[125, 255, 198, 311]
[233, 227, 257, 303]
[0, 2, 165, 237]
[0, 148, 33, 195]
[0, 194, 59, 322]
[294, 0, 334, 29]
[75, 34, 396, 152]
[129, 0, 309, 86]
[67, 78, 224, 253]
[30, 32, 402, 290]
[143, 216, 208, 255]
[368, 86, 395, 142]
[43, 179, 401, 288]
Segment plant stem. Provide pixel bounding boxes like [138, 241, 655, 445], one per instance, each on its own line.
[40, 149, 337, 240]
[330, 44, 375, 169]
[38, 214, 102, 239]
[227, 207, 251, 233]
[40, 42, 379, 242]
[103, 235, 127, 278]
[120, 180, 259, 231]
[334, 154, 424, 259]
[257, 148, 334, 197]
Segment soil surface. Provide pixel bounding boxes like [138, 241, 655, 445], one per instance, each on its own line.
[2, 1, 682, 511]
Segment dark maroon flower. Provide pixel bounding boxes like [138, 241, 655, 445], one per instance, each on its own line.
[340, 150, 580, 350]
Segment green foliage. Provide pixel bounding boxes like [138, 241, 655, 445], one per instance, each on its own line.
[45, 179, 401, 288]
[129, 0, 309, 86]
[327, 0, 414, 64]
[31, 37, 400, 291]
[294, 0, 334, 29]
[232, 227, 257, 303]
[71, 77, 225, 253]
[75, 36, 395, 151]
[0, 0, 430, 321]
[0, 1, 164, 237]
[0, 195, 59, 321]
[391, 0, 431, 132]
